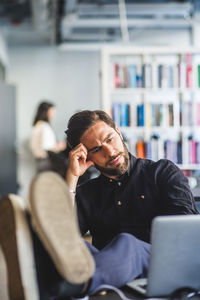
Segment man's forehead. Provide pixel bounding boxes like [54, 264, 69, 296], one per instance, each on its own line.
[80, 121, 115, 144]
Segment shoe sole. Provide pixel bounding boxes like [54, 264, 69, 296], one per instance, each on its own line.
[0, 194, 39, 300]
[29, 171, 95, 284]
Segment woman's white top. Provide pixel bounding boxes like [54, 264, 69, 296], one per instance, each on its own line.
[30, 121, 57, 158]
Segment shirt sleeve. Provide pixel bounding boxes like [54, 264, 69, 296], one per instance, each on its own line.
[75, 190, 90, 236]
[157, 160, 198, 215]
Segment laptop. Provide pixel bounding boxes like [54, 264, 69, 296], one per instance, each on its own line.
[126, 215, 200, 297]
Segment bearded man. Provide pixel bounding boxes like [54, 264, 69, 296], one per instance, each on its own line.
[0, 110, 198, 300]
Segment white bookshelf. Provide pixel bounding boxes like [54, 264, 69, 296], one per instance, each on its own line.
[100, 46, 200, 170]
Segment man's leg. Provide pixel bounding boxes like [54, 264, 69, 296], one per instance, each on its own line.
[0, 193, 86, 300]
[29, 171, 150, 298]
[29, 171, 95, 292]
[87, 233, 150, 295]
[30, 221, 85, 299]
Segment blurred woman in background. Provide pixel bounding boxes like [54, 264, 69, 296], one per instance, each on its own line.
[30, 101, 66, 174]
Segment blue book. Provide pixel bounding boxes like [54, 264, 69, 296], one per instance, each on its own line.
[146, 141, 152, 159]
[177, 140, 182, 164]
[168, 65, 173, 88]
[112, 103, 121, 127]
[196, 142, 200, 164]
[138, 104, 144, 126]
[129, 65, 137, 88]
[136, 65, 142, 88]
[124, 103, 129, 127]
[120, 103, 127, 127]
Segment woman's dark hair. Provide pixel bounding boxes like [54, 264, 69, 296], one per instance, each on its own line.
[65, 110, 116, 150]
[33, 101, 55, 125]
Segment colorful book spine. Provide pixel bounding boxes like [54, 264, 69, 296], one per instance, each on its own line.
[136, 65, 142, 88]
[178, 60, 187, 89]
[198, 65, 200, 88]
[168, 104, 174, 126]
[136, 140, 145, 158]
[186, 53, 192, 88]
[112, 103, 121, 126]
[137, 104, 144, 126]
[112, 103, 130, 127]
[113, 64, 120, 88]
[128, 65, 137, 88]
[196, 142, 200, 164]
[168, 65, 174, 88]
[177, 140, 182, 164]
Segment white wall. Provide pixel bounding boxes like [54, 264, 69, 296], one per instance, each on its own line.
[7, 45, 100, 199]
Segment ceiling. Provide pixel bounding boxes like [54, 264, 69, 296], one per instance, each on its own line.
[0, 0, 200, 46]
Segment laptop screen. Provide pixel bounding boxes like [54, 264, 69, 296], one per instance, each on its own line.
[146, 215, 200, 297]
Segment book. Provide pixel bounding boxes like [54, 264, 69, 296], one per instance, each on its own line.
[177, 140, 182, 164]
[129, 64, 137, 88]
[136, 65, 142, 88]
[151, 135, 159, 161]
[122, 65, 129, 88]
[137, 104, 144, 126]
[178, 59, 187, 89]
[168, 104, 174, 126]
[198, 65, 200, 88]
[113, 64, 120, 88]
[136, 140, 145, 158]
[186, 53, 192, 88]
[143, 64, 152, 88]
[158, 64, 162, 88]
[168, 65, 174, 88]
[112, 103, 121, 126]
[196, 142, 200, 164]
[146, 140, 152, 159]
[145, 103, 152, 127]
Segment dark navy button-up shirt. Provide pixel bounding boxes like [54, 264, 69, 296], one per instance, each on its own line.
[76, 154, 199, 250]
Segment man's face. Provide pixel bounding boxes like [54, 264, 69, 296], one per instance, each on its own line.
[80, 121, 129, 178]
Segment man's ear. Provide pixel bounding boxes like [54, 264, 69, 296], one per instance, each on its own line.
[115, 126, 123, 139]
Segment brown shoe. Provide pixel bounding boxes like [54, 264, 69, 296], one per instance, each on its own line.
[29, 171, 95, 285]
[0, 194, 39, 300]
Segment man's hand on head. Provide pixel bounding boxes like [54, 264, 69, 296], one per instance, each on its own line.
[68, 143, 94, 177]
[66, 143, 94, 191]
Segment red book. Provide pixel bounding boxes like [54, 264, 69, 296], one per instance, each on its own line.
[190, 139, 196, 164]
[114, 64, 120, 88]
[186, 53, 192, 88]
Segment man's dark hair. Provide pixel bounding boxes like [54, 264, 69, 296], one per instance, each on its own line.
[33, 101, 55, 125]
[65, 110, 116, 150]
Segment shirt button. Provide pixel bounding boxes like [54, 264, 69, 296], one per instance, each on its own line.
[118, 182, 122, 186]
[141, 195, 145, 199]
[109, 179, 113, 182]
[117, 201, 122, 206]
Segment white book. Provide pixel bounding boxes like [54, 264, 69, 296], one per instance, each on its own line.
[158, 138, 164, 160]
[151, 138, 159, 161]
[179, 61, 187, 89]
[173, 65, 179, 88]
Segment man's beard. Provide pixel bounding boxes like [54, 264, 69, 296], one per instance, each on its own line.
[94, 141, 129, 177]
